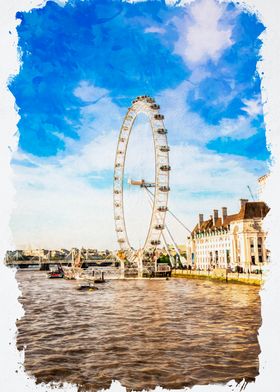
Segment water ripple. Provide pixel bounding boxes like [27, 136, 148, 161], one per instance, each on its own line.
[16, 271, 261, 391]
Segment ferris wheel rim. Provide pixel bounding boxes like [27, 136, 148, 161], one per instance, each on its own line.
[113, 95, 170, 254]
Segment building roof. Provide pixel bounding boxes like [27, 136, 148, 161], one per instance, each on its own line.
[192, 201, 270, 234]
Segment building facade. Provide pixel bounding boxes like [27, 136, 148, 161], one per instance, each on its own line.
[186, 199, 270, 272]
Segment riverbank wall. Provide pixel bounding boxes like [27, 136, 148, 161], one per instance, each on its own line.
[172, 268, 264, 286]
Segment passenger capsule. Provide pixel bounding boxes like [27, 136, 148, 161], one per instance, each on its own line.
[157, 128, 168, 135]
[159, 146, 170, 152]
[158, 206, 168, 212]
[160, 165, 171, 171]
[154, 114, 164, 120]
[159, 186, 170, 192]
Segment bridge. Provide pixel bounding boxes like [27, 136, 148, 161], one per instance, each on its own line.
[4, 251, 116, 270]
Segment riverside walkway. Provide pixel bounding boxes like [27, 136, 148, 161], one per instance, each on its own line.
[172, 268, 264, 286]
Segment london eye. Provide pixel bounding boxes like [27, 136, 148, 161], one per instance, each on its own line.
[113, 95, 170, 259]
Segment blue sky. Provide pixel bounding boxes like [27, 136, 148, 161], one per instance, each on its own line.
[10, 0, 270, 248]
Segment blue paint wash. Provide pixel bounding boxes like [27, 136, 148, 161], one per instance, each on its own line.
[10, 0, 269, 164]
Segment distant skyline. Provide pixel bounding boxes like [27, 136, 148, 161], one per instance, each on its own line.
[10, 0, 269, 249]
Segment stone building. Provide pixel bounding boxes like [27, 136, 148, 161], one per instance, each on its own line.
[186, 199, 270, 272]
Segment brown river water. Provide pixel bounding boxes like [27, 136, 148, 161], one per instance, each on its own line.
[16, 271, 261, 391]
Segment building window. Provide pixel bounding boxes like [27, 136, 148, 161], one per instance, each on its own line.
[258, 238, 263, 260]
[215, 250, 218, 264]
[226, 249, 230, 264]
[249, 238, 254, 254]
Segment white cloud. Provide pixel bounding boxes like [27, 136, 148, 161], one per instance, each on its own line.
[169, 143, 261, 193]
[218, 115, 257, 139]
[174, 0, 233, 66]
[11, 167, 116, 250]
[158, 81, 258, 143]
[74, 81, 109, 103]
[61, 84, 124, 154]
[60, 131, 118, 175]
[125, 0, 147, 3]
[157, 80, 213, 143]
[242, 96, 263, 116]
[10, 80, 266, 249]
[11, 134, 264, 250]
[144, 26, 165, 34]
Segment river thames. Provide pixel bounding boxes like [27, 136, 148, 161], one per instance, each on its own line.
[16, 271, 261, 391]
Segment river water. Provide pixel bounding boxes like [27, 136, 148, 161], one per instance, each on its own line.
[16, 271, 261, 391]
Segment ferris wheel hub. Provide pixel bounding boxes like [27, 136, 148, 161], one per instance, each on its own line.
[128, 179, 155, 188]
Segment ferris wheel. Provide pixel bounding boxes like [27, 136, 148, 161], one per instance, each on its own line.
[113, 95, 170, 255]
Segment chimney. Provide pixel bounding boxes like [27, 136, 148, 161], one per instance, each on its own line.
[198, 213, 204, 229]
[222, 207, 227, 224]
[213, 209, 218, 226]
[240, 198, 248, 209]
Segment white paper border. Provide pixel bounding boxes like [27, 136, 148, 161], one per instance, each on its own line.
[0, 1, 279, 391]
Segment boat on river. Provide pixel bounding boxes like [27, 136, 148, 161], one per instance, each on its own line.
[47, 264, 64, 279]
[94, 271, 106, 283]
[77, 283, 98, 292]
